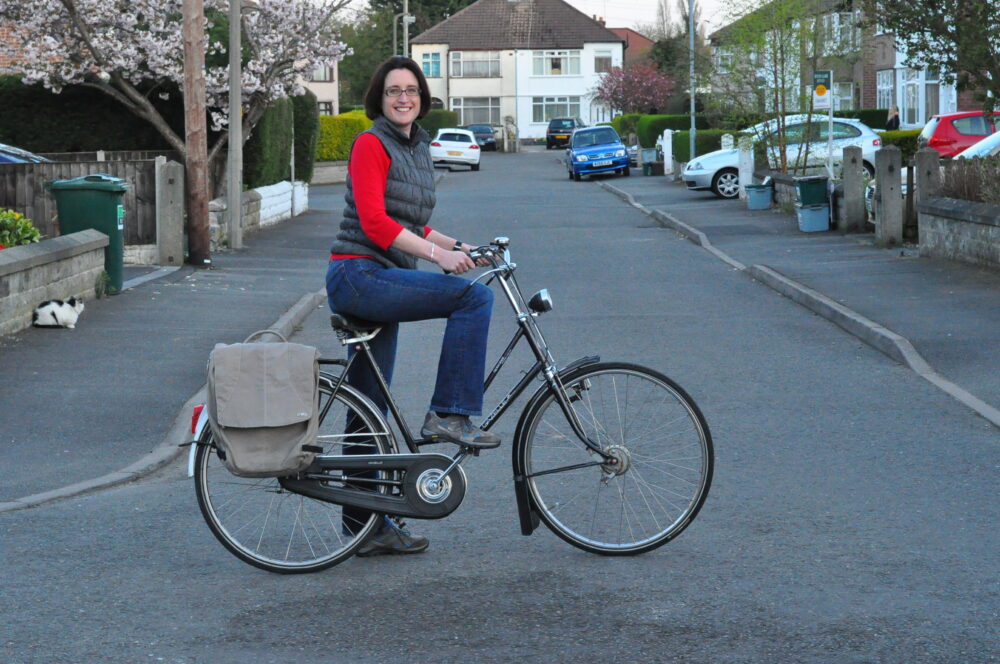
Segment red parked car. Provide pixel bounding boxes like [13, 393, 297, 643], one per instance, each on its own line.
[917, 111, 1000, 157]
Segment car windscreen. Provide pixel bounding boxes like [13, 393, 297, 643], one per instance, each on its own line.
[919, 118, 940, 140]
[467, 125, 492, 133]
[438, 133, 471, 143]
[572, 129, 619, 148]
[549, 120, 574, 130]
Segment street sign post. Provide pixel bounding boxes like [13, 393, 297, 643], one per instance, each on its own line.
[813, 70, 834, 177]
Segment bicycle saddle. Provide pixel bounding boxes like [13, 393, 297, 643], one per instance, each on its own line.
[330, 313, 380, 333]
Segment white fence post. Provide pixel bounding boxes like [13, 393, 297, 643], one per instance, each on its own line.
[721, 133, 734, 151]
[738, 135, 754, 201]
[662, 129, 673, 175]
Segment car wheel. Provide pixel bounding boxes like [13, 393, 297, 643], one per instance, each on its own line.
[623, 166, 630, 177]
[862, 161, 875, 180]
[711, 168, 740, 199]
[573, 172, 582, 182]
[472, 162, 480, 172]
[568, 170, 574, 180]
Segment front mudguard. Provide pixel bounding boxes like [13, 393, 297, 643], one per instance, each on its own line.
[510, 355, 599, 536]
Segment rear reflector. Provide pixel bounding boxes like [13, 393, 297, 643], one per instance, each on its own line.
[191, 404, 204, 434]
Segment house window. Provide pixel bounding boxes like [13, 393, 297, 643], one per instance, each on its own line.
[876, 69, 895, 110]
[317, 102, 333, 115]
[902, 68, 919, 125]
[421, 53, 441, 78]
[924, 68, 939, 119]
[833, 82, 854, 110]
[532, 50, 580, 76]
[449, 51, 500, 77]
[531, 96, 581, 122]
[450, 97, 500, 125]
[594, 50, 612, 73]
[309, 65, 334, 82]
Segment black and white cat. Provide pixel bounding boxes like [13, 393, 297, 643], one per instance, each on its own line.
[32, 297, 85, 329]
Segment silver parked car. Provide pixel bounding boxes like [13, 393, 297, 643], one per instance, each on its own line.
[683, 115, 882, 199]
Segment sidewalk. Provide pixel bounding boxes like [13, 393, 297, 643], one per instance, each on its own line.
[599, 173, 1000, 428]
[0, 185, 345, 510]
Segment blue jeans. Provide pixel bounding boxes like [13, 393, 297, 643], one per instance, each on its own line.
[325, 258, 494, 417]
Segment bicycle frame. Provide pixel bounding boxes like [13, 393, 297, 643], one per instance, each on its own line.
[329, 238, 615, 464]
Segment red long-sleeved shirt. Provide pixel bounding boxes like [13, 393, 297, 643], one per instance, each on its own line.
[331, 132, 431, 260]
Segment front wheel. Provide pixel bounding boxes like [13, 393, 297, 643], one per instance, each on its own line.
[622, 165, 631, 177]
[518, 362, 713, 555]
[194, 380, 396, 573]
[712, 168, 740, 199]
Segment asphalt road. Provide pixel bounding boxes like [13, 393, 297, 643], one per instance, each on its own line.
[2, 150, 997, 663]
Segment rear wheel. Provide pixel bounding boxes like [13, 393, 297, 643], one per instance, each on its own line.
[194, 380, 395, 573]
[518, 362, 713, 555]
[472, 162, 480, 172]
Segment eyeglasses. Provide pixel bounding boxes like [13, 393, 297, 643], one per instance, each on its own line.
[385, 87, 421, 98]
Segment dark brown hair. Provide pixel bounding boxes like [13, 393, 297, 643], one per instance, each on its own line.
[363, 56, 431, 120]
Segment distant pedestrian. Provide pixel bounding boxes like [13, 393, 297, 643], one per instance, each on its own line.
[886, 105, 900, 131]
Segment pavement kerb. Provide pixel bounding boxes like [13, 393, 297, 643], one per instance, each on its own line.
[598, 181, 1000, 430]
[0, 287, 327, 514]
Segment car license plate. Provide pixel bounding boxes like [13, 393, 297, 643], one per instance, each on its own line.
[555, 134, 568, 139]
[447, 151, 462, 156]
[593, 160, 612, 167]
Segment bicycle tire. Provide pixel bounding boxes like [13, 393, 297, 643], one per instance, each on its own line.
[194, 379, 396, 574]
[517, 362, 713, 555]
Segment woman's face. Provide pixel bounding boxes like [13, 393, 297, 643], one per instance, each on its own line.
[382, 68, 421, 134]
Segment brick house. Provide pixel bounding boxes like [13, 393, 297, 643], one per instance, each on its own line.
[608, 28, 655, 68]
[410, 0, 624, 139]
[709, 0, 971, 128]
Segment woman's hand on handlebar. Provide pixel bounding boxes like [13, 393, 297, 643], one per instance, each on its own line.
[436, 249, 476, 274]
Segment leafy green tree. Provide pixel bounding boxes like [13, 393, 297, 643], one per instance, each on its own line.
[860, 0, 1000, 113]
[337, 8, 396, 107]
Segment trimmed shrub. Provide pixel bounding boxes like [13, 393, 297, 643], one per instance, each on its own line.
[419, 109, 459, 138]
[636, 115, 712, 147]
[669, 129, 733, 163]
[315, 111, 372, 162]
[611, 114, 643, 141]
[834, 109, 890, 130]
[291, 91, 319, 183]
[244, 99, 294, 189]
[877, 129, 922, 163]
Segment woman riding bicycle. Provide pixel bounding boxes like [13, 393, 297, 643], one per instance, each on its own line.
[325, 56, 498, 555]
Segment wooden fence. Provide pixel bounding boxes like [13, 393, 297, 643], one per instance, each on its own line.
[0, 158, 166, 245]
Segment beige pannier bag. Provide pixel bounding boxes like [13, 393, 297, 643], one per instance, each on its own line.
[207, 330, 321, 477]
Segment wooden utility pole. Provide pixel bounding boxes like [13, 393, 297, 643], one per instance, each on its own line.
[182, 0, 212, 267]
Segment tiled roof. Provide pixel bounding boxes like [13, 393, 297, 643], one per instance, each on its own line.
[411, 0, 624, 50]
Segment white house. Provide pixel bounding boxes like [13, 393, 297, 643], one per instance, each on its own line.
[410, 0, 624, 140]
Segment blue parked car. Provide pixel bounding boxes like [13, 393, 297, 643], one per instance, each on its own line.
[565, 126, 630, 181]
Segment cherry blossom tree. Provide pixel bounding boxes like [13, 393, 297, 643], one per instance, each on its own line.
[593, 63, 675, 115]
[0, 0, 350, 168]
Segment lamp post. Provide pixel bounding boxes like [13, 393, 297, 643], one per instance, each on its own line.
[228, 0, 243, 250]
[688, 0, 696, 163]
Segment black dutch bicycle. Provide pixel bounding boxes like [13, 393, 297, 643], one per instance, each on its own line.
[191, 237, 714, 573]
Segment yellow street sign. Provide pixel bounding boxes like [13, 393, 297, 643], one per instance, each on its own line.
[815, 84, 827, 96]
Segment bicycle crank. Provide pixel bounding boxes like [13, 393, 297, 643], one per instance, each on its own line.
[279, 453, 467, 519]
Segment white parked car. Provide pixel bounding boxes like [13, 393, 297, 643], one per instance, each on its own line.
[429, 128, 481, 171]
[683, 115, 882, 199]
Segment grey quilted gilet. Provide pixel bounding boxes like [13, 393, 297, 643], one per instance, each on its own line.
[331, 116, 436, 269]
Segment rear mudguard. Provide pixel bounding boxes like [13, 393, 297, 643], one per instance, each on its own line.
[511, 355, 599, 535]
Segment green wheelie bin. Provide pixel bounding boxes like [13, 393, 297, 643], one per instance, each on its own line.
[46, 174, 130, 295]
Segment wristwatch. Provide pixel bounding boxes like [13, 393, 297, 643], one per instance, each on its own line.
[453, 240, 463, 252]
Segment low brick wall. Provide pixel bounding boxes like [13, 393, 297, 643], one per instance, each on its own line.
[918, 197, 1000, 268]
[0, 229, 109, 335]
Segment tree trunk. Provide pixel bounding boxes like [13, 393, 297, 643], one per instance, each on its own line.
[182, 0, 212, 267]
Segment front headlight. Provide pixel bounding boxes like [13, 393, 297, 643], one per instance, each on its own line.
[689, 161, 703, 171]
[575, 154, 588, 162]
[615, 149, 626, 157]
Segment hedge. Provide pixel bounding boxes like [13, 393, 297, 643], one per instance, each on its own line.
[0, 75, 182, 152]
[636, 115, 712, 147]
[611, 114, 643, 141]
[244, 98, 294, 189]
[419, 109, 460, 138]
[876, 129, 922, 163]
[316, 111, 372, 161]
[669, 129, 733, 163]
[291, 91, 319, 183]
